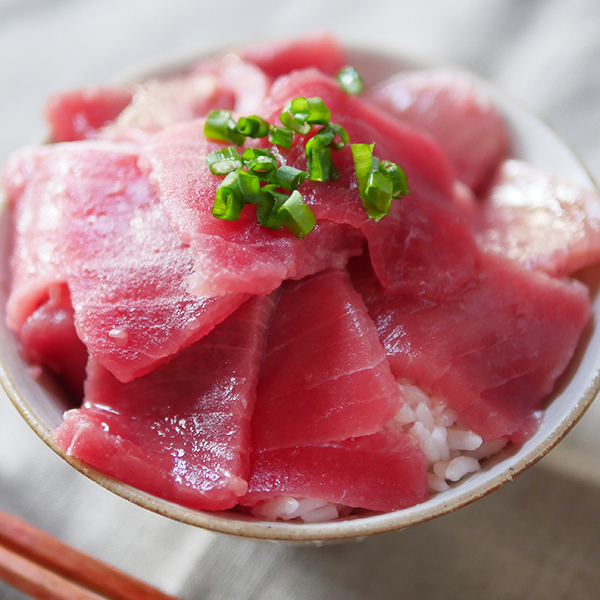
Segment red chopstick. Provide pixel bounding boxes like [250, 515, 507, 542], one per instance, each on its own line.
[0, 510, 180, 600]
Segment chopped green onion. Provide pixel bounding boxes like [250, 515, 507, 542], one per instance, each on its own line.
[280, 108, 312, 134]
[258, 187, 316, 238]
[351, 143, 375, 193]
[236, 115, 269, 138]
[204, 110, 246, 146]
[271, 165, 307, 190]
[336, 66, 364, 95]
[380, 160, 409, 197]
[241, 148, 278, 180]
[365, 169, 393, 213]
[304, 97, 331, 125]
[351, 143, 388, 220]
[236, 169, 262, 204]
[307, 144, 332, 182]
[205, 147, 243, 175]
[323, 123, 350, 150]
[280, 96, 331, 133]
[268, 125, 294, 149]
[277, 190, 317, 238]
[213, 171, 244, 220]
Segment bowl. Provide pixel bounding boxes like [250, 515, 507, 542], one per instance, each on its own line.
[1, 43, 599, 544]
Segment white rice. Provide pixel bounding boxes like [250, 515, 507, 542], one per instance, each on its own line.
[250, 380, 508, 522]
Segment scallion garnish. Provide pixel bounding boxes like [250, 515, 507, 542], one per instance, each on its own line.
[351, 143, 408, 221]
[204, 110, 246, 146]
[280, 96, 332, 133]
[270, 165, 307, 190]
[241, 148, 278, 180]
[336, 66, 364, 95]
[268, 125, 294, 149]
[380, 160, 410, 197]
[213, 172, 245, 221]
[205, 147, 243, 175]
[306, 144, 332, 182]
[236, 115, 269, 138]
[258, 187, 316, 238]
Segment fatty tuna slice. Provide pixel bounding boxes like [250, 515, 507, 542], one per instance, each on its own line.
[242, 425, 429, 513]
[262, 69, 480, 298]
[367, 69, 510, 194]
[251, 269, 401, 452]
[240, 32, 347, 78]
[139, 120, 365, 297]
[53, 294, 275, 511]
[44, 87, 133, 142]
[5, 141, 248, 382]
[20, 284, 87, 399]
[475, 159, 600, 276]
[350, 251, 591, 442]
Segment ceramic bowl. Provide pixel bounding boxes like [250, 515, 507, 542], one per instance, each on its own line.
[1, 43, 599, 543]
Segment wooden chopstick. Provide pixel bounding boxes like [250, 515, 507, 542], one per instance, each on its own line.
[0, 510, 180, 600]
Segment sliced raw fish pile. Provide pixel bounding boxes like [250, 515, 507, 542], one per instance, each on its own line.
[475, 159, 600, 276]
[2, 34, 598, 519]
[367, 68, 510, 194]
[53, 294, 275, 511]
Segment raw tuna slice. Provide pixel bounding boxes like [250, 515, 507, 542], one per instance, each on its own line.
[251, 269, 401, 452]
[20, 284, 87, 398]
[2, 147, 69, 332]
[5, 141, 248, 382]
[475, 159, 600, 276]
[261, 69, 480, 297]
[350, 251, 591, 442]
[240, 32, 347, 78]
[53, 294, 275, 511]
[45, 87, 133, 142]
[104, 55, 269, 138]
[139, 120, 365, 297]
[242, 425, 429, 513]
[367, 69, 510, 194]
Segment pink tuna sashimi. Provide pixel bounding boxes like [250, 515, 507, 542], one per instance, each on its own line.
[350, 252, 591, 442]
[139, 120, 365, 297]
[240, 32, 347, 78]
[20, 284, 87, 398]
[262, 69, 480, 297]
[5, 141, 248, 382]
[475, 159, 600, 277]
[242, 426, 429, 513]
[367, 69, 510, 194]
[252, 269, 401, 452]
[53, 294, 275, 511]
[45, 87, 133, 142]
[2, 147, 70, 332]
[103, 55, 270, 140]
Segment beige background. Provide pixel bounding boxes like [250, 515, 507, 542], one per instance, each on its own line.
[1, 1, 599, 598]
